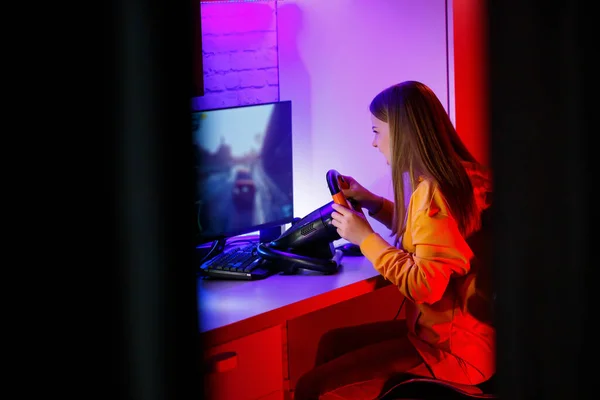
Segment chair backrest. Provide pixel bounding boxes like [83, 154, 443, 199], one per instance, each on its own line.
[458, 206, 494, 324]
[378, 374, 499, 400]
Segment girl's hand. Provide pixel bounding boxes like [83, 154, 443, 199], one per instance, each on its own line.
[330, 203, 375, 245]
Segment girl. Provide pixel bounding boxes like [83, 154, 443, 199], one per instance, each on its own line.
[294, 81, 494, 400]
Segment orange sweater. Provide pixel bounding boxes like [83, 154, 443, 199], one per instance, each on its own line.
[359, 164, 495, 385]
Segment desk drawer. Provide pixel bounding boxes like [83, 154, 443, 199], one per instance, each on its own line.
[203, 325, 283, 400]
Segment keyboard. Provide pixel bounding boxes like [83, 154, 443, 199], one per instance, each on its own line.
[199, 243, 276, 280]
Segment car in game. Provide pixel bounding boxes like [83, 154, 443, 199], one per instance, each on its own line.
[232, 167, 256, 208]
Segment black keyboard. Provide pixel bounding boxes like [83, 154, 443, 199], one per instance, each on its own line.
[199, 243, 276, 280]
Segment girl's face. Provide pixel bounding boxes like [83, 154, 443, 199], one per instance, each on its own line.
[371, 114, 391, 165]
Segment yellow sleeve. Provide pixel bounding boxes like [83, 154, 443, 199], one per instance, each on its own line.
[359, 189, 472, 305]
[369, 197, 395, 230]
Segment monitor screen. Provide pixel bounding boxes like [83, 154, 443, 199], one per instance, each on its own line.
[193, 101, 294, 243]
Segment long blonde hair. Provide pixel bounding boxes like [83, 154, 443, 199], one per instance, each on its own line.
[369, 81, 479, 245]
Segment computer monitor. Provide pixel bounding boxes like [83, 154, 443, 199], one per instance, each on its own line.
[193, 100, 294, 245]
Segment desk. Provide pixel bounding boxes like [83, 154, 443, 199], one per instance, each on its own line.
[198, 255, 403, 400]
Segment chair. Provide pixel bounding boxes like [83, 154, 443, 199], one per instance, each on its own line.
[380, 206, 497, 400]
[378, 373, 498, 399]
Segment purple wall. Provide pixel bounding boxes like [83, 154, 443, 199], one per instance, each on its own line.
[192, 1, 280, 111]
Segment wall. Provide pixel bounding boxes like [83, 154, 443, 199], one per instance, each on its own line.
[277, 0, 453, 234]
[453, 0, 490, 166]
[192, 1, 280, 111]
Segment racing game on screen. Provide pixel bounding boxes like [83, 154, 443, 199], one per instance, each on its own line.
[193, 101, 294, 240]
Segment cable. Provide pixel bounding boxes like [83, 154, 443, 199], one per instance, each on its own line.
[196, 238, 226, 271]
[392, 297, 406, 320]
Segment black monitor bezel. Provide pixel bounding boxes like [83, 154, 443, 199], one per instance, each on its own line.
[193, 100, 294, 246]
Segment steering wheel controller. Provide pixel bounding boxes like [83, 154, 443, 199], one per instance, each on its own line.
[326, 169, 364, 215]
